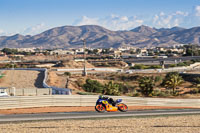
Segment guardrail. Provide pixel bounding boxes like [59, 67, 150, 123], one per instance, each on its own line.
[55, 62, 200, 74]
[0, 95, 200, 109]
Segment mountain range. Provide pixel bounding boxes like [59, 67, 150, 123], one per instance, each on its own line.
[0, 25, 200, 49]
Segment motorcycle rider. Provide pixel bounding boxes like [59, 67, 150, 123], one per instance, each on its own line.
[99, 95, 116, 106]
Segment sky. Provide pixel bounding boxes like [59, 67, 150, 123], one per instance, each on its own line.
[0, 0, 200, 36]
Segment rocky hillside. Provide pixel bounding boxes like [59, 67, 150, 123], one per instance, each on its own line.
[0, 25, 200, 48]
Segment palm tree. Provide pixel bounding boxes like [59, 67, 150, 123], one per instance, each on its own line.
[164, 73, 183, 95]
[138, 76, 155, 97]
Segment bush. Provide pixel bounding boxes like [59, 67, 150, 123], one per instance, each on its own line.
[132, 90, 141, 97]
[149, 65, 162, 69]
[103, 81, 121, 96]
[194, 77, 200, 84]
[83, 79, 103, 93]
[169, 64, 176, 67]
[155, 76, 163, 83]
[131, 64, 148, 69]
[151, 89, 161, 96]
[131, 64, 161, 69]
[0, 74, 5, 79]
[190, 88, 199, 94]
[77, 92, 97, 95]
[138, 76, 155, 96]
[177, 62, 187, 67]
[151, 89, 174, 97]
[64, 72, 71, 76]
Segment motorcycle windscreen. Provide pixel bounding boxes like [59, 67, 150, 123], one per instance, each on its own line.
[116, 99, 122, 103]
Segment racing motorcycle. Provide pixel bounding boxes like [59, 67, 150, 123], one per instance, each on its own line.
[95, 96, 128, 113]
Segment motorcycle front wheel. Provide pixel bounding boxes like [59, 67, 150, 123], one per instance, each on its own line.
[95, 104, 106, 113]
[117, 103, 128, 112]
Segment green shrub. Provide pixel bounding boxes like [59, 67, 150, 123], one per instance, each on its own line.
[103, 81, 121, 96]
[169, 64, 176, 67]
[138, 76, 155, 97]
[189, 88, 199, 94]
[158, 91, 171, 97]
[155, 76, 163, 83]
[151, 89, 161, 96]
[177, 62, 187, 67]
[83, 79, 103, 93]
[64, 72, 71, 76]
[0, 74, 5, 79]
[132, 90, 141, 97]
[149, 65, 162, 69]
[152, 89, 173, 97]
[194, 77, 200, 84]
[131, 64, 162, 69]
[77, 92, 97, 95]
[131, 64, 148, 69]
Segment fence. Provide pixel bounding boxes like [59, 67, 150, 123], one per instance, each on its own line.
[55, 62, 200, 74]
[2, 88, 52, 96]
[0, 95, 200, 109]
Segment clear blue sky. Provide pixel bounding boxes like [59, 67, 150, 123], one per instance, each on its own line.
[0, 0, 200, 35]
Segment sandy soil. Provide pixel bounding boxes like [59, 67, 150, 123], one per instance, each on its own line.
[47, 71, 84, 93]
[47, 71, 66, 88]
[0, 115, 200, 133]
[0, 56, 9, 61]
[23, 55, 73, 61]
[0, 106, 194, 115]
[61, 60, 95, 68]
[0, 70, 43, 88]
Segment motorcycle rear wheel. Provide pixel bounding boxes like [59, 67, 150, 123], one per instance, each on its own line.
[95, 104, 106, 113]
[117, 103, 128, 112]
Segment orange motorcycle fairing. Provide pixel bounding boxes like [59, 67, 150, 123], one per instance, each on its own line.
[102, 100, 118, 112]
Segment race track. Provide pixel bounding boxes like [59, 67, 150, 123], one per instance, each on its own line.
[1, 109, 200, 123]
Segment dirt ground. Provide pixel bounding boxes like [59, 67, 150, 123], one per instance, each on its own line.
[0, 70, 43, 88]
[47, 71, 85, 93]
[0, 106, 194, 115]
[23, 55, 74, 61]
[0, 115, 200, 133]
[0, 56, 9, 61]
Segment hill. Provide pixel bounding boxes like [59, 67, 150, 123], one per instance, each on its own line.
[0, 25, 200, 48]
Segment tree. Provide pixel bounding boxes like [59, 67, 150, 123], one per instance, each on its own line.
[138, 76, 155, 96]
[103, 81, 121, 96]
[184, 44, 199, 56]
[2, 48, 18, 55]
[83, 79, 103, 93]
[163, 72, 183, 95]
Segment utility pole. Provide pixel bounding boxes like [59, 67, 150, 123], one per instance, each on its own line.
[82, 39, 87, 76]
[11, 62, 15, 96]
[191, 44, 194, 57]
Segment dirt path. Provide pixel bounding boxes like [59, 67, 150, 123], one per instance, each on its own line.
[0, 70, 44, 88]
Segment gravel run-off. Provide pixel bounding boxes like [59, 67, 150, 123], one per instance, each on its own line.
[0, 115, 200, 133]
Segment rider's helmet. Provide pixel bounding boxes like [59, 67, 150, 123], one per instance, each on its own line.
[99, 95, 104, 99]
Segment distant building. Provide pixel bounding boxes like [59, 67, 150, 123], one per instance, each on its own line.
[50, 49, 74, 55]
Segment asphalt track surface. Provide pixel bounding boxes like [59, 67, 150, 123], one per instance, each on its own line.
[0, 109, 200, 123]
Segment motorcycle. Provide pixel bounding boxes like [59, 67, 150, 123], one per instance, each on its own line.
[95, 97, 128, 113]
